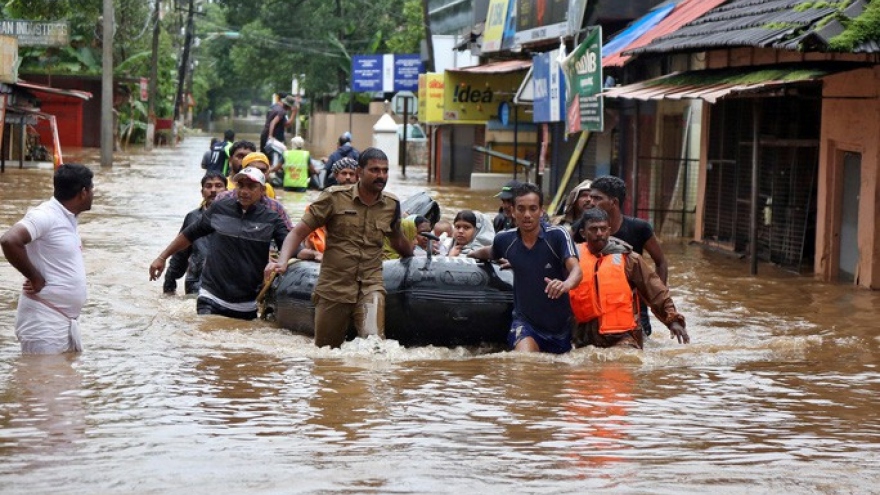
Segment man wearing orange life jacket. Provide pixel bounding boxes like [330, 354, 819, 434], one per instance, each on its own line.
[569, 207, 689, 349]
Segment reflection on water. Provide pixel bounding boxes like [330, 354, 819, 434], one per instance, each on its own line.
[0, 137, 878, 493]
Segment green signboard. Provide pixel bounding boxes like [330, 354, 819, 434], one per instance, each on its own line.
[561, 27, 603, 133]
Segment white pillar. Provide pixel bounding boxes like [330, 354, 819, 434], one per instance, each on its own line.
[372, 113, 399, 170]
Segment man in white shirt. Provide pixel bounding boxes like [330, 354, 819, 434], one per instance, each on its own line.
[1, 164, 94, 353]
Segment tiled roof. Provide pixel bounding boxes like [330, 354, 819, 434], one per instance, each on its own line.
[629, 0, 873, 55]
[600, 64, 849, 103]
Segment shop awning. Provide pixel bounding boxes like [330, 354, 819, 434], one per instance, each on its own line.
[14, 80, 93, 101]
[447, 59, 531, 74]
[600, 66, 849, 103]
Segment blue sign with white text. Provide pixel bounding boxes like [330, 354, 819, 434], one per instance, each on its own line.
[352, 54, 423, 93]
[352, 55, 384, 92]
[533, 50, 565, 123]
[393, 54, 423, 92]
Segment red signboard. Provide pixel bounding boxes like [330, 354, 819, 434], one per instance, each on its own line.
[140, 77, 148, 101]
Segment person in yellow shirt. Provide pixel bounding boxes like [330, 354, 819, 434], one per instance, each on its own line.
[228, 152, 277, 198]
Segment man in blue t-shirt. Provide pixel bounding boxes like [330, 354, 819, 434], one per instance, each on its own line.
[470, 182, 581, 354]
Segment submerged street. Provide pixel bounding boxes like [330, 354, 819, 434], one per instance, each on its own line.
[1, 137, 878, 493]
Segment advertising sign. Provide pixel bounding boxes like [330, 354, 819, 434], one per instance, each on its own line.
[0, 35, 18, 83]
[443, 70, 527, 124]
[352, 54, 423, 93]
[419, 73, 445, 124]
[561, 27, 603, 133]
[514, 0, 567, 45]
[482, 0, 510, 53]
[532, 49, 564, 123]
[0, 19, 68, 47]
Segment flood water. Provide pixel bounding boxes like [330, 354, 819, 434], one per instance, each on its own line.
[1, 137, 878, 494]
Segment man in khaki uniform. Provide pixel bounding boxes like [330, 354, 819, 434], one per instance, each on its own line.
[266, 147, 413, 347]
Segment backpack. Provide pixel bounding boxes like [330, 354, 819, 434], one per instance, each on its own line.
[205, 140, 227, 174]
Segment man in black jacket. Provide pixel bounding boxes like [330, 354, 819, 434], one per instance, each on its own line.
[149, 167, 290, 320]
[163, 171, 227, 295]
[323, 132, 359, 188]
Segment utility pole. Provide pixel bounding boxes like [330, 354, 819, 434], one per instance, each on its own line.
[100, 0, 114, 167]
[146, 0, 160, 151]
[422, 0, 435, 72]
[172, 0, 195, 146]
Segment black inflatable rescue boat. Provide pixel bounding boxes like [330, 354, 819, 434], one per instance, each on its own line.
[263, 256, 514, 347]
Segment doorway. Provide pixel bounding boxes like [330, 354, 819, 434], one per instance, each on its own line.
[838, 152, 861, 283]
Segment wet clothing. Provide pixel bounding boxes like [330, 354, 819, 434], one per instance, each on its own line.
[216, 189, 291, 228]
[182, 195, 289, 318]
[260, 103, 288, 152]
[197, 296, 257, 320]
[613, 216, 654, 256]
[163, 206, 210, 294]
[493, 208, 515, 233]
[13, 198, 87, 354]
[323, 144, 359, 188]
[613, 215, 658, 335]
[508, 317, 572, 354]
[492, 224, 578, 349]
[203, 140, 230, 175]
[221, 141, 234, 176]
[313, 292, 384, 348]
[571, 238, 684, 349]
[302, 183, 402, 303]
[383, 216, 418, 260]
[301, 183, 402, 347]
[570, 244, 639, 331]
[282, 149, 311, 191]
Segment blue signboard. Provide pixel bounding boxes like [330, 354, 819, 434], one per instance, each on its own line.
[352, 54, 423, 93]
[532, 50, 565, 123]
[393, 54, 422, 92]
[352, 55, 384, 92]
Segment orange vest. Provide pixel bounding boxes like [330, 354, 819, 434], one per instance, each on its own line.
[302, 204, 327, 253]
[307, 227, 326, 253]
[569, 244, 639, 334]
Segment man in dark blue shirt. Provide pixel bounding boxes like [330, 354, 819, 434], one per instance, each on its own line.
[470, 182, 581, 354]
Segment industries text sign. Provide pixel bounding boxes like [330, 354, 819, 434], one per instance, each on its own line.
[0, 19, 68, 47]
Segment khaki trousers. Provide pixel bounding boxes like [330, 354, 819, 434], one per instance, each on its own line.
[313, 291, 385, 348]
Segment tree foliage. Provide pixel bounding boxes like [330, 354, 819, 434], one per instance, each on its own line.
[2, 0, 427, 120]
[205, 0, 425, 114]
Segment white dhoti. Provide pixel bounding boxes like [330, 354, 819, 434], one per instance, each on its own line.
[15, 295, 83, 354]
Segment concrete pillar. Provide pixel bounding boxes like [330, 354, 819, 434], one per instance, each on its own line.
[372, 113, 399, 170]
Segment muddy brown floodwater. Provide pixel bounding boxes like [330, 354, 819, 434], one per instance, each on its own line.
[1, 137, 878, 494]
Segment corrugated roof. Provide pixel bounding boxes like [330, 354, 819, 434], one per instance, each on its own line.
[600, 66, 845, 103]
[602, 2, 676, 62]
[604, 0, 727, 67]
[446, 59, 531, 74]
[15, 80, 93, 101]
[629, 0, 871, 55]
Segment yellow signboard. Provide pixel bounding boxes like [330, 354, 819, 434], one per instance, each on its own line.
[482, 0, 509, 53]
[0, 35, 18, 83]
[443, 70, 527, 124]
[419, 73, 445, 124]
